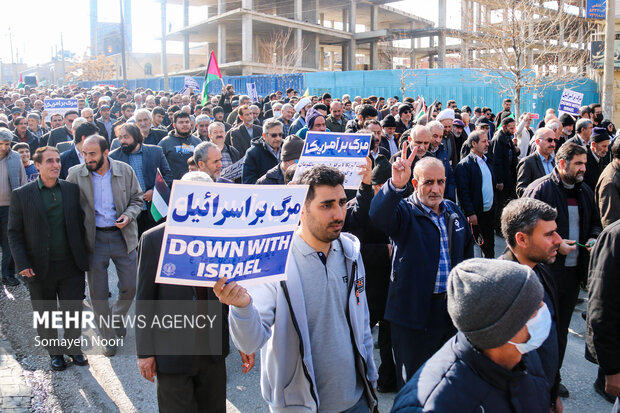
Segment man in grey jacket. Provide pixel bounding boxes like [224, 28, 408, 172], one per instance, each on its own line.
[67, 135, 143, 356]
[214, 165, 378, 413]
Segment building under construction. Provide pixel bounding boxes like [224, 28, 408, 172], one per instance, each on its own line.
[97, 0, 597, 77]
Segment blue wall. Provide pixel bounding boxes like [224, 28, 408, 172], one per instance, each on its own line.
[78, 69, 599, 118]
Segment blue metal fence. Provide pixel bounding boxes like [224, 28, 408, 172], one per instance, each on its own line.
[78, 69, 598, 118]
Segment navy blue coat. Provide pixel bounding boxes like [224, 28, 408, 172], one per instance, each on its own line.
[369, 183, 474, 330]
[242, 137, 279, 184]
[455, 152, 496, 217]
[109, 144, 174, 190]
[391, 333, 551, 413]
[59, 145, 81, 180]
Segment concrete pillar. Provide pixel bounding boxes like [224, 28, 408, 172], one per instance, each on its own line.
[330, 50, 335, 71]
[342, 9, 348, 31]
[160, 0, 168, 91]
[342, 43, 348, 71]
[370, 5, 378, 30]
[242, 14, 253, 63]
[295, 28, 303, 67]
[348, 0, 356, 70]
[370, 42, 378, 70]
[218, 24, 226, 64]
[438, 0, 446, 68]
[217, 0, 225, 14]
[428, 36, 435, 68]
[183, 0, 190, 70]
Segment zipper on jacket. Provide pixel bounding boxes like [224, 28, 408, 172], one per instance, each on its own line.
[280, 281, 319, 409]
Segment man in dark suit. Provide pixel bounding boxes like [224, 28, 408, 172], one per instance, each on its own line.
[225, 104, 262, 156]
[136, 172, 253, 412]
[584, 127, 611, 191]
[455, 130, 496, 258]
[59, 122, 99, 179]
[109, 123, 173, 237]
[41, 110, 78, 147]
[8, 146, 89, 371]
[516, 127, 557, 197]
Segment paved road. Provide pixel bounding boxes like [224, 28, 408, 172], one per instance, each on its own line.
[0, 236, 615, 412]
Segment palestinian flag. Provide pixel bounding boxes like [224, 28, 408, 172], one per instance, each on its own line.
[150, 169, 170, 222]
[201, 50, 222, 105]
[17, 74, 24, 89]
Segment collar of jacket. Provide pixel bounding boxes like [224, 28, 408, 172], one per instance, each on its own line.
[454, 332, 528, 391]
[79, 157, 121, 177]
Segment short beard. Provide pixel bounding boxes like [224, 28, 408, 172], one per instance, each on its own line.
[175, 129, 191, 138]
[86, 156, 104, 172]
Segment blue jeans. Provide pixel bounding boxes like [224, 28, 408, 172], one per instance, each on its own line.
[0, 206, 15, 279]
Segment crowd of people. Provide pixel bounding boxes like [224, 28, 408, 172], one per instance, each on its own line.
[1, 82, 620, 412]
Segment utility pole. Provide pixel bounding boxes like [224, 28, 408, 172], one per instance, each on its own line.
[602, 0, 616, 119]
[119, 0, 128, 87]
[161, 0, 169, 91]
[61, 33, 66, 86]
[8, 28, 16, 85]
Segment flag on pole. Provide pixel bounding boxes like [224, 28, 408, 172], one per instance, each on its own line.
[150, 169, 170, 222]
[17, 74, 24, 89]
[201, 51, 222, 105]
[302, 88, 310, 97]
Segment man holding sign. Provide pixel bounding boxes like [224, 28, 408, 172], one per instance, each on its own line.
[214, 165, 378, 413]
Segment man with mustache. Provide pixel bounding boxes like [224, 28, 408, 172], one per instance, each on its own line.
[500, 197, 573, 413]
[523, 142, 602, 398]
[67, 135, 143, 357]
[369, 145, 474, 390]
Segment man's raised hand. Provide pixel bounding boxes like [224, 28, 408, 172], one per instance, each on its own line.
[391, 142, 417, 189]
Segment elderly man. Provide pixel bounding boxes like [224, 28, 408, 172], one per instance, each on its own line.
[242, 119, 283, 184]
[584, 127, 611, 191]
[67, 135, 143, 356]
[27, 112, 48, 139]
[257, 135, 304, 185]
[596, 139, 620, 228]
[276, 103, 295, 136]
[132, 109, 166, 146]
[393, 259, 552, 412]
[379, 115, 399, 157]
[325, 101, 346, 133]
[207, 122, 241, 171]
[289, 97, 312, 136]
[0, 129, 26, 286]
[370, 147, 473, 389]
[12, 116, 40, 155]
[566, 118, 593, 147]
[193, 141, 226, 182]
[436, 108, 459, 167]
[516, 127, 557, 197]
[193, 114, 211, 141]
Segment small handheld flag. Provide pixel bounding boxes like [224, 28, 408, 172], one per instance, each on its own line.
[150, 169, 171, 222]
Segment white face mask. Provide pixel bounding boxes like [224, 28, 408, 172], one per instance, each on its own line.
[509, 303, 551, 354]
[274, 111, 281, 118]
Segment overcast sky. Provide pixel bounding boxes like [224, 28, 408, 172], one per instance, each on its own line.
[0, 0, 460, 67]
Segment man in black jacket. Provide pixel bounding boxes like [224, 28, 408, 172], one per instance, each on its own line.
[242, 119, 282, 184]
[59, 122, 99, 179]
[516, 127, 556, 197]
[256, 135, 304, 185]
[586, 219, 620, 407]
[501, 197, 569, 412]
[490, 116, 519, 234]
[225, 104, 262, 156]
[455, 130, 496, 258]
[523, 142, 602, 397]
[8, 146, 89, 371]
[42, 110, 78, 147]
[584, 127, 611, 191]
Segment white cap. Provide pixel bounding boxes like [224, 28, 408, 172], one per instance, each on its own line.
[295, 97, 312, 113]
[437, 108, 455, 122]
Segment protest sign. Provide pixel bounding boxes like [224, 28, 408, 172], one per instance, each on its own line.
[43, 98, 78, 122]
[155, 181, 308, 288]
[247, 83, 258, 102]
[558, 88, 583, 117]
[179, 76, 200, 95]
[293, 132, 371, 189]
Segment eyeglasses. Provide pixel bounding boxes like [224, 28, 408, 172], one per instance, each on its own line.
[543, 138, 556, 143]
[401, 110, 411, 114]
[268, 133, 283, 137]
